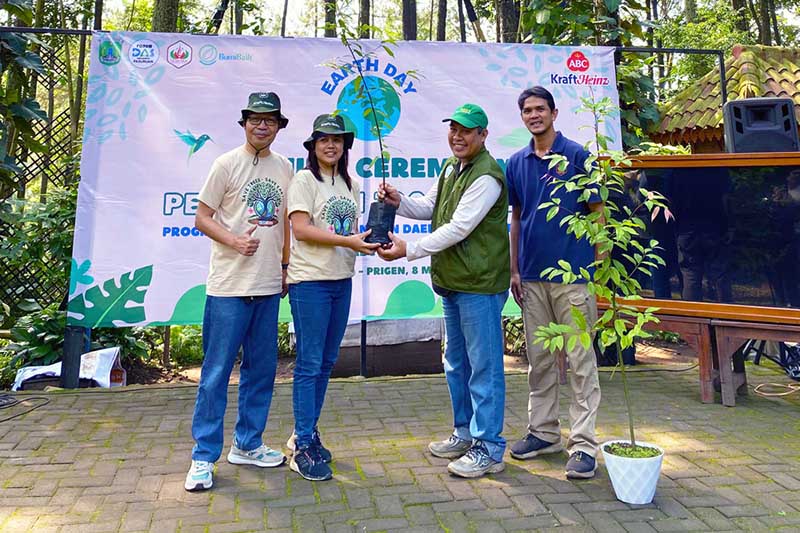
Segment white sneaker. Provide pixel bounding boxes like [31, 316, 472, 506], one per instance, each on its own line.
[184, 460, 213, 491]
[227, 443, 286, 468]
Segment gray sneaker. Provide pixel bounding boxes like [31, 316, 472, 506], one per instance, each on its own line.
[447, 442, 505, 478]
[428, 434, 472, 459]
[227, 443, 286, 468]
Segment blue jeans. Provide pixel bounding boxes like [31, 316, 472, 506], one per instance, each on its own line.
[191, 294, 280, 462]
[442, 290, 508, 462]
[289, 279, 352, 448]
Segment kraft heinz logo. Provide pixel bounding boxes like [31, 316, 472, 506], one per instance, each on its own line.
[549, 50, 609, 86]
[567, 51, 590, 72]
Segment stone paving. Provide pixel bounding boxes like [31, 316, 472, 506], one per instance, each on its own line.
[1, 362, 800, 532]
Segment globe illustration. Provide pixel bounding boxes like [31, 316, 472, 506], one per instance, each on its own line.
[337, 76, 401, 142]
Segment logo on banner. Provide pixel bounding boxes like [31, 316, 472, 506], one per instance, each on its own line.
[566, 51, 590, 72]
[320, 56, 419, 142]
[549, 49, 609, 86]
[129, 39, 159, 68]
[98, 37, 122, 66]
[197, 43, 252, 66]
[199, 44, 218, 65]
[167, 41, 192, 68]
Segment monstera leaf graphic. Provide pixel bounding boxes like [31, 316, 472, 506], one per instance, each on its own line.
[67, 265, 153, 328]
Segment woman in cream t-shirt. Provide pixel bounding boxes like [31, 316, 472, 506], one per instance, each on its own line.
[285, 114, 379, 482]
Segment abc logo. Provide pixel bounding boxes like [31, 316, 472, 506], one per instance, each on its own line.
[566, 51, 590, 72]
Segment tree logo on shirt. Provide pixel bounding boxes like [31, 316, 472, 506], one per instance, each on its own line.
[242, 178, 283, 227]
[322, 196, 357, 236]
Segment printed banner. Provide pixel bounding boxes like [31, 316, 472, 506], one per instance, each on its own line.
[69, 31, 620, 327]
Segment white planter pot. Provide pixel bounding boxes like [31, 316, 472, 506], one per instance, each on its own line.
[601, 440, 664, 505]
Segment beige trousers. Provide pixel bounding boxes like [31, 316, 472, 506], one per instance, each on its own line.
[521, 281, 601, 456]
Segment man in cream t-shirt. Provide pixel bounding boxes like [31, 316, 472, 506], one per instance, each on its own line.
[185, 92, 294, 492]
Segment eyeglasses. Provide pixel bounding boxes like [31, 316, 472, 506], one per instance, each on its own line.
[247, 117, 279, 127]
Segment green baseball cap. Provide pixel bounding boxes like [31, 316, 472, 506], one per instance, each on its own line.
[442, 103, 489, 129]
[303, 113, 355, 152]
[239, 92, 288, 128]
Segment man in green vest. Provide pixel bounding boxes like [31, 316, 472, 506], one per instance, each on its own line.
[378, 103, 510, 478]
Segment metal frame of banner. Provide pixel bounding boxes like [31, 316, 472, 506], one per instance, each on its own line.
[0, 26, 729, 386]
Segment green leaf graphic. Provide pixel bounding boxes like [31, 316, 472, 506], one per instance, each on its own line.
[279, 297, 292, 323]
[377, 280, 436, 319]
[497, 127, 532, 148]
[67, 265, 152, 327]
[149, 284, 206, 326]
[69, 258, 94, 295]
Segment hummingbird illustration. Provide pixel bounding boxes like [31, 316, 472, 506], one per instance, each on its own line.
[174, 129, 213, 162]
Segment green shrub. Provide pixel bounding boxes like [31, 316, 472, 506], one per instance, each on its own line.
[4, 301, 65, 368]
[0, 343, 19, 390]
[169, 325, 204, 367]
[92, 327, 163, 364]
[167, 322, 295, 368]
[2, 300, 163, 371]
[278, 322, 294, 358]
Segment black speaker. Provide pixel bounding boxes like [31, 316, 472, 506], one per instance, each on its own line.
[723, 97, 799, 153]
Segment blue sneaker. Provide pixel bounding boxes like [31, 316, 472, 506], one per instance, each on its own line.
[447, 442, 505, 478]
[565, 451, 597, 479]
[290, 445, 333, 481]
[184, 460, 213, 491]
[510, 433, 564, 460]
[286, 429, 332, 463]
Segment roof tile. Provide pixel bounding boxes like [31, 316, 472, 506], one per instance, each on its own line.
[657, 44, 800, 140]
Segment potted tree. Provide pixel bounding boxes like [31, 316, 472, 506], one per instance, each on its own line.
[533, 95, 670, 504]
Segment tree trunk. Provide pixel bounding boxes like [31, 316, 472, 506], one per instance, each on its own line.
[93, 0, 103, 30]
[457, 0, 466, 42]
[730, 0, 748, 32]
[151, 0, 179, 32]
[758, 0, 771, 44]
[403, 0, 417, 40]
[769, 0, 781, 45]
[745, 0, 762, 42]
[359, 0, 370, 37]
[684, 0, 696, 22]
[499, 0, 519, 42]
[494, 0, 500, 41]
[281, 0, 289, 36]
[436, 0, 446, 40]
[324, 0, 336, 37]
[234, 0, 243, 34]
[429, 0, 434, 39]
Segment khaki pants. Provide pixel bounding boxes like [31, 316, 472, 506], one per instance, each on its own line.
[521, 281, 601, 456]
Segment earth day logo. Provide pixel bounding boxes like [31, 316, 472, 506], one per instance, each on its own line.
[338, 77, 401, 142]
[320, 56, 418, 142]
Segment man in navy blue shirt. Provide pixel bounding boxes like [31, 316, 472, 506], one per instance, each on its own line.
[506, 86, 602, 479]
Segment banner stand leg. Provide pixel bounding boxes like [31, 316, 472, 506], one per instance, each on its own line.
[360, 320, 368, 378]
[62, 326, 88, 388]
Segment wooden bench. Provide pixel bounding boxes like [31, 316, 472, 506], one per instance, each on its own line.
[555, 312, 715, 403]
[646, 315, 715, 403]
[711, 320, 800, 406]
